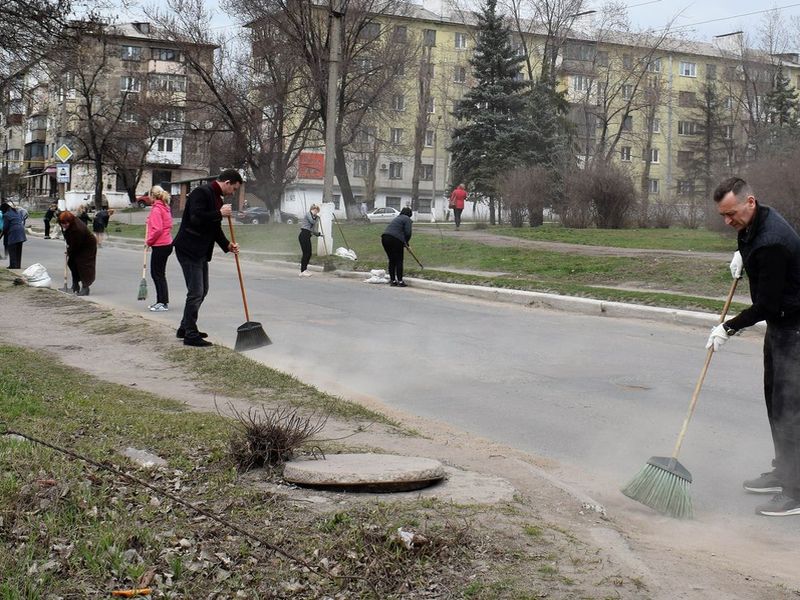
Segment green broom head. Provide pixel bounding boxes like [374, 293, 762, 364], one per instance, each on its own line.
[137, 278, 148, 301]
[621, 456, 693, 519]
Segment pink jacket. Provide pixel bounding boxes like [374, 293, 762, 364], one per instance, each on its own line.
[146, 201, 173, 247]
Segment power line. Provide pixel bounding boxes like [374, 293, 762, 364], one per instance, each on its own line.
[665, 2, 800, 32]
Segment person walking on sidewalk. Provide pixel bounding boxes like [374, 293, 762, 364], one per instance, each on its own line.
[1, 202, 26, 269]
[145, 185, 173, 312]
[92, 206, 111, 246]
[172, 169, 241, 347]
[707, 176, 800, 517]
[449, 183, 467, 230]
[58, 211, 97, 295]
[381, 206, 413, 287]
[44, 203, 56, 239]
[298, 204, 321, 277]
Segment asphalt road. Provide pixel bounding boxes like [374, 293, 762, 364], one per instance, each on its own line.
[16, 235, 799, 543]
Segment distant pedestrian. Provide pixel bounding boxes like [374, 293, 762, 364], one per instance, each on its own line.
[449, 183, 467, 230]
[360, 201, 368, 220]
[0, 202, 25, 268]
[298, 204, 321, 277]
[173, 169, 242, 347]
[145, 185, 174, 312]
[44, 202, 56, 239]
[78, 205, 91, 228]
[381, 206, 413, 287]
[58, 211, 97, 295]
[92, 206, 110, 246]
[0, 208, 4, 259]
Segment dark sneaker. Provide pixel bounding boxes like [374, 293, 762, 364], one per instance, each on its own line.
[390, 281, 398, 287]
[755, 493, 800, 516]
[743, 471, 782, 494]
[184, 337, 212, 347]
[176, 329, 208, 339]
[77, 287, 90, 296]
[397, 281, 407, 287]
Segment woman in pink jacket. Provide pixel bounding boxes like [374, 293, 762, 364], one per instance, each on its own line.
[145, 186, 174, 312]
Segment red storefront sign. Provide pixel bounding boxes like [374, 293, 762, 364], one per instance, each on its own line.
[298, 152, 325, 179]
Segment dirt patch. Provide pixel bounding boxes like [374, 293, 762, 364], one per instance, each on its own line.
[0, 281, 796, 599]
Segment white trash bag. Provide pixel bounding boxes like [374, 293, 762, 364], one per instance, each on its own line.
[335, 246, 357, 261]
[364, 268, 390, 284]
[22, 263, 52, 288]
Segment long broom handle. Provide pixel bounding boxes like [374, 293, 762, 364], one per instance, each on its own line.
[405, 245, 424, 269]
[226, 215, 251, 322]
[671, 277, 740, 458]
[141, 224, 148, 278]
[332, 212, 351, 250]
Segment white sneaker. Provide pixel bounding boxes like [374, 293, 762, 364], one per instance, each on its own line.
[299, 271, 312, 277]
[149, 303, 169, 312]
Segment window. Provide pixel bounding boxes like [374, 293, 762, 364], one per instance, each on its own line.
[679, 61, 697, 77]
[647, 58, 661, 73]
[648, 178, 659, 194]
[390, 128, 403, 144]
[647, 117, 660, 133]
[392, 26, 407, 43]
[420, 164, 433, 180]
[679, 91, 696, 107]
[425, 129, 434, 147]
[724, 96, 734, 110]
[622, 54, 633, 69]
[360, 22, 380, 39]
[426, 97, 435, 113]
[677, 180, 694, 195]
[454, 65, 467, 83]
[644, 148, 659, 163]
[706, 64, 717, 79]
[454, 32, 467, 49]
[357, 126, 376, 143]
[678, 121, 698, 135]
[392, 94, 405, 111]
[386, 196, 401, 209]
[151, 47, 180, 61]
[622, 84, 633, 100]
[389, 162, 403, 179]
[160, 108, 184, 123]
[423, 29, 436, 47]
[332, 194, 341, 209]
[566, 44, 595, 61]
[353, 159, 368, 177]
[149, 73, 186, 93]
[572, 75, 594, 92]
[677, 150, 694, 167]
[119, 76, 140, 93]
[156, 138, 174, 152]
[418, 198, 432, 213]
[620, 146, 632, 161]
[596, 51, 609, 66]
[724, 124, 735, 139]
[120, 45, 142, 60]
[354, 57, 373, 71]
[622, 115, 633, 131]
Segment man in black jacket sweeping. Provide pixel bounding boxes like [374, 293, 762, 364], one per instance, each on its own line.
[708, 176, 800, 516]
[173, 169, 242, 347]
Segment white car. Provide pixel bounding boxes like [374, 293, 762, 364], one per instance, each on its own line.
[366, 207, 403, 223]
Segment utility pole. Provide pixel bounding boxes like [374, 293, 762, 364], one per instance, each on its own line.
[322, 0, 343, 206]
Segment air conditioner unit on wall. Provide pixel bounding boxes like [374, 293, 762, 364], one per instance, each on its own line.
[379, 163, 388, 171]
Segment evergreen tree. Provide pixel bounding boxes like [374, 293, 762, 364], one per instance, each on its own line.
[766, 63, 798, 127]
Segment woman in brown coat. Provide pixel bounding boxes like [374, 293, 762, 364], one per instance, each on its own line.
[58, 211, 97, 295]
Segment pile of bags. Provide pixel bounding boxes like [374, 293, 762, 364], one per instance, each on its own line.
[363, 269, 390, 284]
[22, 263, 51, 288]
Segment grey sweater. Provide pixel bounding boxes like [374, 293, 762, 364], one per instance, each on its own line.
[300, 211, 318, 232]
[383, 214, 412, 243]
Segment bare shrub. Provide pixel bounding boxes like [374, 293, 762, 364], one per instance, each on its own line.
[226, 405, 327, 471]
[495, 166, 555, 227]
[649, 202, 677, 229]
[745, 148, 800, 231]
[558, 170, 594, 228]
[588, 164, 637, 229]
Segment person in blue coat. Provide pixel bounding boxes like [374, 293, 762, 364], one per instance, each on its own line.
[0, 202, 27, 268]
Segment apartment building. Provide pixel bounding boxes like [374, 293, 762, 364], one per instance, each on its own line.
[3, 22, 216, 208]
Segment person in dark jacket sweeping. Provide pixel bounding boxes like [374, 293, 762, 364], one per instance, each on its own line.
[58, 211, 97, 295]
[172, 169, 241, 347]
[708, 177, 800, 517]
[381, 206, 413, 287]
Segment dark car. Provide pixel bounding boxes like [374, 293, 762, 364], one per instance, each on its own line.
[280, 210, 300, 224]
[237, 206, 271, 224]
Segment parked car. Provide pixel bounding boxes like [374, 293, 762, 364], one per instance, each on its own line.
[134, 193, 153, 208]
[280, 210, 300, 224]
[365, 206, 403, 223]
[237, 206, 271, 224]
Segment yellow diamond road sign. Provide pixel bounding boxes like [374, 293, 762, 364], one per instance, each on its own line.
[55, 144, 73, 162]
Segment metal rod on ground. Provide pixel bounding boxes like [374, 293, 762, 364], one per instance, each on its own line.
[405, 245, 424, 269]
[621, 277, 740, 519]
[226, 215, 272, 351]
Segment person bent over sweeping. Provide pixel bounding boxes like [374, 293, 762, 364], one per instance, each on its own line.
[298, 204, 321, 277]
[381, 206, 413, 287]
[708, 177, 800, 517]
[58, 211, 97, 296]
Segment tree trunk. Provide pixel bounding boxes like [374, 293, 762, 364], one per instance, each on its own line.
[334, 143, 354, 219]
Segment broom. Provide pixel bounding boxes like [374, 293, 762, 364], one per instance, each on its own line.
[227, 215, 272, 351]
[621, 276, 740, 519]
[331, 212, 356, 259]
[137, 243, 148, 301]
[61, 249, 70, 293]
[405, 244, 424, 269]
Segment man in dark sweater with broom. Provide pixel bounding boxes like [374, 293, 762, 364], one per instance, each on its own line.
[708, 176, 800, 517]
[173, 169, 242, 347]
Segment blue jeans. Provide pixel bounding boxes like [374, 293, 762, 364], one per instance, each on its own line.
[176, 248, 208, 338]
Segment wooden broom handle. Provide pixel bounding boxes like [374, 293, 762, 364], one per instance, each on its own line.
[141, 224, 149, 278]
[226, 215, 250, 322]
[671, 277, 740, 458]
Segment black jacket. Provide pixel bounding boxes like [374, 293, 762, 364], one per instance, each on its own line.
[173, 182, 231, 261]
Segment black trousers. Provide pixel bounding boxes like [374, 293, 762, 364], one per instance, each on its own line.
[298, 229, 312, 272]
[381, 234, 405, 282]
[44, 219, 51, 237]
[150, 244, 173, 305]
[764, 321, 800, 499]
[453, 208, 463, 228]
[7, 242, 22, 269]
[176, 248, 209, 339]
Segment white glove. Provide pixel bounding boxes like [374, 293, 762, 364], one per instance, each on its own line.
[706, 323, 729, 352]
[729, 251, 743, 279]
